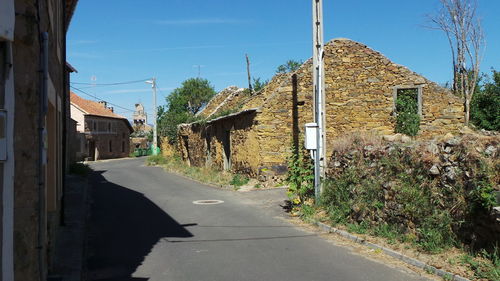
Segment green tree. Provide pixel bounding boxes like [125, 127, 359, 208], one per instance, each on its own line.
[157, 78, 216, 143]
[252, 77, 268, 92]
[276, 60, 303, 74]
[167, 78, 216, 115]
[471, 70, 500, 131]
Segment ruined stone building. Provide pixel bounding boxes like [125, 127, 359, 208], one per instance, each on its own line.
[178, 39, 464, 179]
[1, 0, 79, 280]
[70, 92, 133, 160]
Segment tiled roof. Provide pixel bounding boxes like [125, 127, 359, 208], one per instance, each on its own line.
[70, 92, 127, 119]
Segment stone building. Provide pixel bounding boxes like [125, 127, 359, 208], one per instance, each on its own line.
[70, 92, 133, 160]
[178, 38, 464, 179]
[132, 103, 152, 133]
[1, 0, 79, 280]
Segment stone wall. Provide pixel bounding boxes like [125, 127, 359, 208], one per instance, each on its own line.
[249, 38, 464, 174]
[177, 38, 465, 180]
[84, 116, 131, 160]
[12, 0, 70, 280]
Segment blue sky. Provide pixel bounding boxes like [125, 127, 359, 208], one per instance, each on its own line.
[67, 0, 500, 120]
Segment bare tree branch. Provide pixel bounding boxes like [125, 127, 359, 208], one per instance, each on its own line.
[428, 0, 485, 126]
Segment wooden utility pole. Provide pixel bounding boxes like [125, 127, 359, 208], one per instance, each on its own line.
[312, 0, 326, 199]
[246, 54, 253, 94]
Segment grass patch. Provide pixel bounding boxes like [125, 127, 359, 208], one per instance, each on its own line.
[230, 174, 250, 187]
[69, 162, 92, 177]
[147, 154, 241, 188]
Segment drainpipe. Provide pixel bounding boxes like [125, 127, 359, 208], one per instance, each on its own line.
[38, 31, 49, 281]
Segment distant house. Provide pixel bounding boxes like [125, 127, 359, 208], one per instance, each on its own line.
[177, 38, 464, 179]
[70, 92, 133, 160]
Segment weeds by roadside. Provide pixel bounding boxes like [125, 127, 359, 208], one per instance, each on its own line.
[147, 154, 251, 189]
[286, 132, 500, 280]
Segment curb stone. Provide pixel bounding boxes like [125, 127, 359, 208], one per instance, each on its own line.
[314, 221, 469, 281]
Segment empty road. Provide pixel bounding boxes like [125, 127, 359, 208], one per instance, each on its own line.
[85, 157, 429, 281]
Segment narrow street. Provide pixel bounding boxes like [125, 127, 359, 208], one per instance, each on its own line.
[85, 158, 428, 281]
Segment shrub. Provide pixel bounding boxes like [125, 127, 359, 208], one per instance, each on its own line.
[471, 69, 500, 131]
[395, 89, 420, 136]
[286, 143, 314, 205]
[230, 174, 249, 187]
[69, 162, 92, 177]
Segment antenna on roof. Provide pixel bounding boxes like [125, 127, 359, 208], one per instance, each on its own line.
[193, 65, 205, 78]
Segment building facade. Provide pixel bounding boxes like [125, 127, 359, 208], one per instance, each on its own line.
[70, 92, 133, 160]
[178, 39, 465, 179]
[1, 0, 79, 280]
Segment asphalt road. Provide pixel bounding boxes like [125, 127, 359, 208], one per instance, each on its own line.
[86, 157, 429, 281]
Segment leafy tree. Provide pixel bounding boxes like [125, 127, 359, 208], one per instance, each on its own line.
[157, 78, 216, 143]
[471, 70, 500, 131]
[252, 77, 268, 92]
[167, 78, 216, 115]
[276, 60, 303, 74]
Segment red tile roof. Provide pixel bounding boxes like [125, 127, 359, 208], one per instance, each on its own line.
[70, 92, 134, 132]
[70, 92, 127, 119]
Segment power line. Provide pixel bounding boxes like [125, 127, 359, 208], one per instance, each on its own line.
[70, 86, 135, 113]
[70, 78, 151, 87]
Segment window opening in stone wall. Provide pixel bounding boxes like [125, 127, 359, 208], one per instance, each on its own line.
[108, 122, 111, 132]
[93, 121, 96, 131]
[109, 140, 112, 152]
[393, 87, 421, 136]
[121, 141, 125, 153]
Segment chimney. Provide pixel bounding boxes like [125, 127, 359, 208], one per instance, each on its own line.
[98, 101, 107, 108]
[108, 107, 114, 113]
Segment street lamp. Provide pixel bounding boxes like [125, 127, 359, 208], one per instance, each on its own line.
[145, 78, 158, 156]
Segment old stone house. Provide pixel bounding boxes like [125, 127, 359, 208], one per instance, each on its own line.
[70, 92, 133, 160]
[1, 0, 79, 280]
[178, 38, 464, 179]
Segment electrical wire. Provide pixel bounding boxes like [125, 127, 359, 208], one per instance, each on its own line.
[70, 86, 135, 112]
[70, 78, 151, 86]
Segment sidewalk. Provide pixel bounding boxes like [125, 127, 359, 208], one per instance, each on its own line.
[50, 174, 89, 281]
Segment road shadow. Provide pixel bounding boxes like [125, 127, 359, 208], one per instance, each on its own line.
[86, 170, 193, 281]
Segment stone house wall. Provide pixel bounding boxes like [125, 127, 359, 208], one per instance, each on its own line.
[177, 38, 465, 179]
[12, 0, 77, 280]
[84, 116, 131, 160]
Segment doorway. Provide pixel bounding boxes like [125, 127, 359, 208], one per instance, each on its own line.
[222, 130, 231, 171]
[88, 140, 96, 161]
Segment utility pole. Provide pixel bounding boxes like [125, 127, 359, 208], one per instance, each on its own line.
[312, 0, 326, 201]
[246, 54, 253, 94]
[146, 78, 158, 155]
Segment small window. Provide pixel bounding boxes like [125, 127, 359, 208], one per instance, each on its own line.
[121, 141, 125, 152]
[109, 140, 112, 152]
[93, 121, 96, 131]
[108, 122, 111, 132]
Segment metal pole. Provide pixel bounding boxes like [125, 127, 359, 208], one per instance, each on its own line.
[152, 78, 158, 155]
[312, 0, 325, 202]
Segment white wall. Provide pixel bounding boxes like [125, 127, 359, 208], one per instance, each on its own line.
[70, 104, 86, 133]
